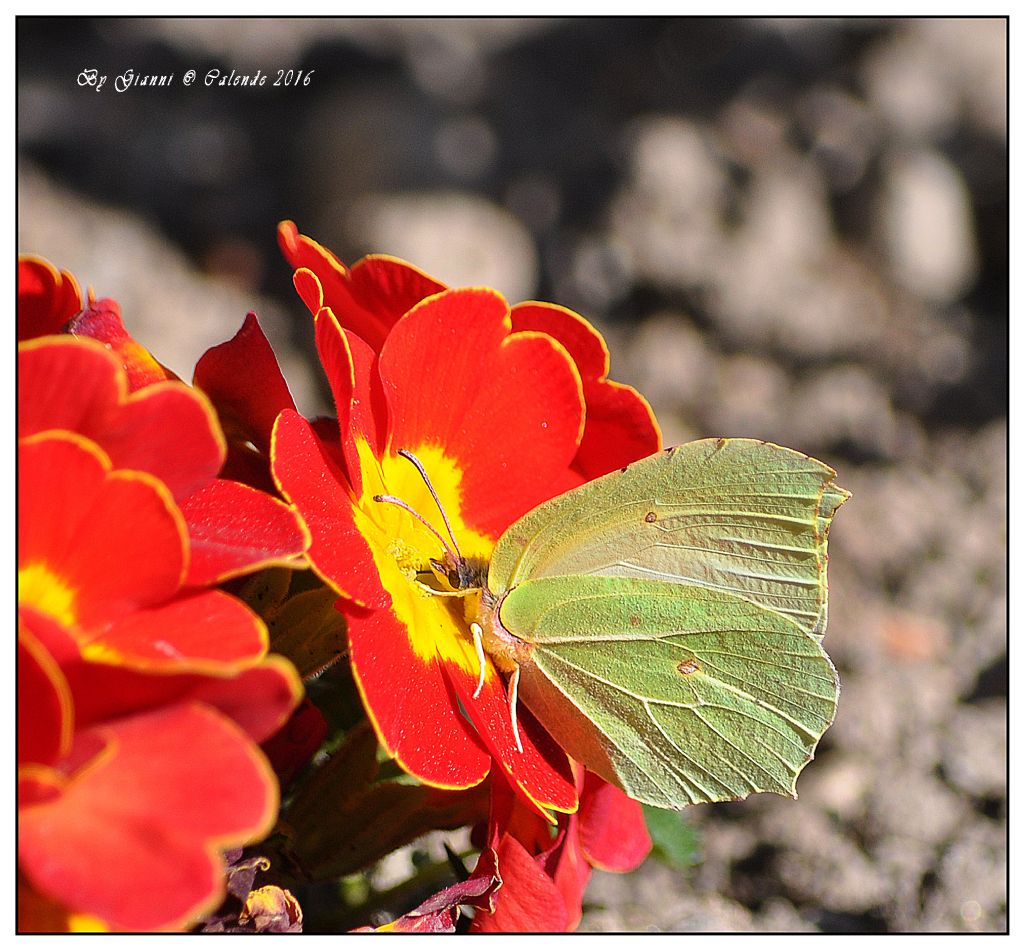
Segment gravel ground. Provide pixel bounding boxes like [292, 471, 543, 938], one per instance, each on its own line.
[17, 17, 1007, 933]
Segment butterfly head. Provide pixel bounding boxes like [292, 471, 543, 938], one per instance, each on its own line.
[429, 551, 488, 593]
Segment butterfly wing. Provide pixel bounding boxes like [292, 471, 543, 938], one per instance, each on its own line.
[499, 574, 839, 808]
[485, 438, 849, 808]
[489, 438, 850, 640]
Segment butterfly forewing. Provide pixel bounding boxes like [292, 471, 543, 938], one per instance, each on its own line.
[500, 574, 839, 809]
[489, 438, 850, 641]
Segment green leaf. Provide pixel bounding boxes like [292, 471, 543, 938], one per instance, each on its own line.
[642, 805, 702, 870]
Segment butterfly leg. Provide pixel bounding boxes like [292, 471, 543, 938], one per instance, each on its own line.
[508, 663, 523, 753]
[470, 622, 487, 699]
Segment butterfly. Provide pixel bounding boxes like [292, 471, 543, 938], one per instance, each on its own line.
[377, 438, 849, 810]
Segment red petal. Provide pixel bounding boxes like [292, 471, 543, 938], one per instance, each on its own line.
[574, 379, 662, 479]
[344, 329, 389, 472]
[471, 834, 569, 933]
[23, 610, 301, 743]
[18, 623, 73, 767]
[511, 302, 661, 478]
[260, 698, 329, 787]
[67, 299, 177, 391]
[444, 664, 576, 819]
[378, 288, 585, 537]
[85, 589, 268, 670]
[307, 298, 390, 487]
[100, 383, 226, 500]
[511, 301, 609, 379]
[189, 656, 304, 743]
[341, 254, 447, 347]
[346, 605, 492, 790]
[19, 337, 226, 500]
[18, 702, 279, 932]
[278, 221, 444, 351]
[271, 410, 388, 609]
[17, 256, 82, 341]
[19, 433, 187, 628]
[19, 336, 120, 438]
[192, 312, 296, 453]
[178, 479, 310, 586]
[313, 306, 356, 435]
[548, 825, 592, 930]
[578, 772, 652, 872]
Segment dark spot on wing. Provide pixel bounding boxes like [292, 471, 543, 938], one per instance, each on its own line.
[644, 511, 657, 523]
[676, 658, 700, 675]
[629, 614, 641, 627]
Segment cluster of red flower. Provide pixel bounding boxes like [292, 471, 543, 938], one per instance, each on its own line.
[18, 223, 659, 933]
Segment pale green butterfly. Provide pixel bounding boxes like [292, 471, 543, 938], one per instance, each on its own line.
[376, 438, 849, 810]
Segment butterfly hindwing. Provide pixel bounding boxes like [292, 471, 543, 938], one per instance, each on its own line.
[499, 574, 839, 809]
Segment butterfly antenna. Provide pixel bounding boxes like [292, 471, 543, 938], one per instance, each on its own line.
[397, 449, 463, 558]
[372, 493, 458, 561]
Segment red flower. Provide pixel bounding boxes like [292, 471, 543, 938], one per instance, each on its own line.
[470, 770, 652, 932]
[361, 849, 500, 933]
[271, 291, 580, 818]
[272, 227, 660, 822]
[17, 307, 309, 930]
[18, 432, 302, 931]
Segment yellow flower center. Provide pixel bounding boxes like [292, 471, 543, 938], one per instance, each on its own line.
[19, 562, 77, 628]
[353, 437, 493, 676]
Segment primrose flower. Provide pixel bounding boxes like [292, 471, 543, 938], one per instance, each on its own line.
[18, 430, 302, 931]
[17, 276, 309, 930]
[272, 227, 661, 819]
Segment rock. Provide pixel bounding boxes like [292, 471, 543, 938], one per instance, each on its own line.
[877, 149, 978, 304]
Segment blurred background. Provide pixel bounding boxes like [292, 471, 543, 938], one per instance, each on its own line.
[17, 17, 1007, 933]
